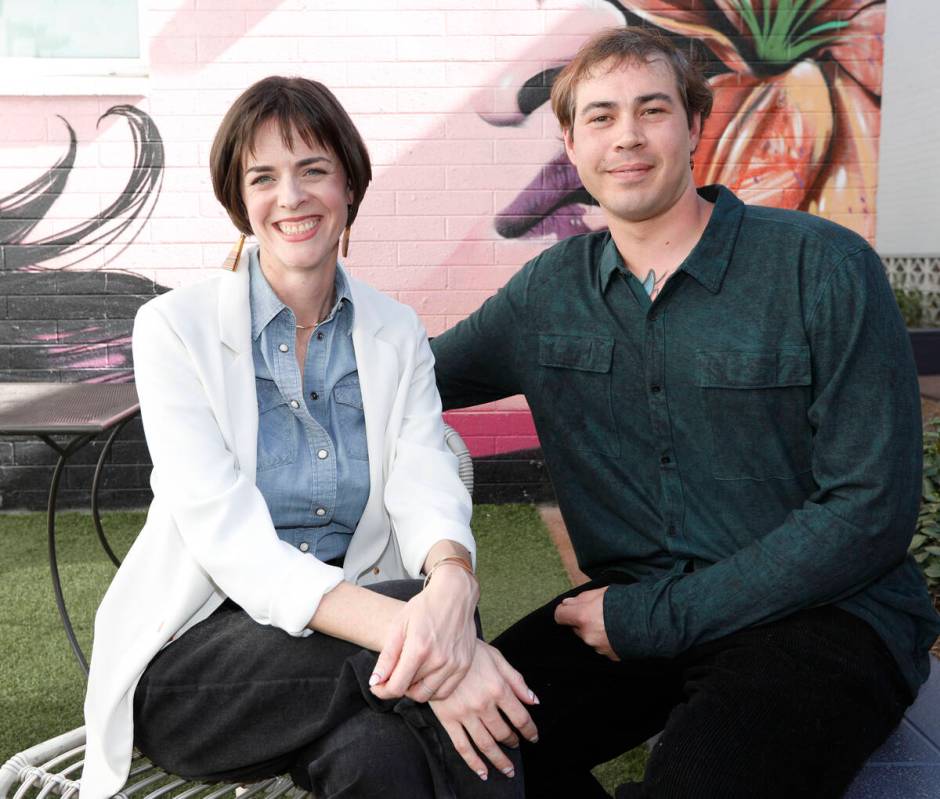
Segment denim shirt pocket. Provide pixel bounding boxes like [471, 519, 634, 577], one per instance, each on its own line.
[535, 334, 619, 457]
[333, 372, 369, 461]
[255, 378, 297, 472]
[695, 347, 813, 480]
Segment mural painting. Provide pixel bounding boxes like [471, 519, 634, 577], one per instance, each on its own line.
[0, 0, 885, 505]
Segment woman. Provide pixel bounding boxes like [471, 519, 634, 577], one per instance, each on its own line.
[81, 77, 536, 799]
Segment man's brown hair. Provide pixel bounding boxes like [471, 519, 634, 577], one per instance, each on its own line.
[210, 76, 372, 236]
[550, 26, 713, 133]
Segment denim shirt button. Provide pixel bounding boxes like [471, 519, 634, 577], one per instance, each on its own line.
[299, 542, 310, 552]
[310, 391, 319, 400]
[289, 399, 300, 410]
[660, 454, 671, 465]
[317, 449, 329, 460]
[316, 507, 326, 517]
[278, 343, 289, 353]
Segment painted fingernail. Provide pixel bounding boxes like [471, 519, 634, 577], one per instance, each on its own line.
[368, 672, 382, 687]
[502, 767, 515, 778]
[529, 690, 540, 705]
[476, 770, 488, 781]
[529, 734, 539, 743]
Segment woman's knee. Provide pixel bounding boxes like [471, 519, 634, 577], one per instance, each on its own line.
[295, 708, 433, 798]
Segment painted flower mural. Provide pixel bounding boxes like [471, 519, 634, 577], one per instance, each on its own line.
[491, 0, 884, 244]
[620, 0, 885, 240]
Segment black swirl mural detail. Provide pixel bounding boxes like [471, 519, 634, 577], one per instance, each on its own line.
[0, 105, 166, 384]
[0, 105, 164, 271]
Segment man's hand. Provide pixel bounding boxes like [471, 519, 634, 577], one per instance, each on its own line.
[554, 586, 620, 661]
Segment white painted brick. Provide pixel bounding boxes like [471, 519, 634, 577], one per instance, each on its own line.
[494, 138, 564, 164]
[357, 190, 396, 216]
[348, 62, 446, 88]
[445, 10, 544, 36]
[397, 36, 494, 62]
[344, 10, 445, 36]
[399, 289, 494, 315]
[298, 36, 396, 62]
[396, 190, 492, 216]
[350, 266, 447, 291]
[201, 36, 299, 63]
[333, 87, 397, 114]
[446, 164, 539, 190]
[245, 9, 348, 36]
[355, 113, 447, 141]
[341, 240, 397, 267]
[373, 165, 445, 191]
[398, 241, 494, 266]
[447, 266, 520, 290]
[396, 140, 493, 165]
[355, 215, 445, 241]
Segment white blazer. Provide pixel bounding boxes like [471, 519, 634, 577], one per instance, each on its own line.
[81, 247, 474, 799]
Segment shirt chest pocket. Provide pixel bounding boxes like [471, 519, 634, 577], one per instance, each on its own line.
[535, 334, 619, 457]
[333, 373, 369, 462]
[695, 348, 813, 480]
[255, 379, 297, 472]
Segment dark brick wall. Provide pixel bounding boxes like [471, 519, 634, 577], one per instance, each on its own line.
[0, 268, 163, 510]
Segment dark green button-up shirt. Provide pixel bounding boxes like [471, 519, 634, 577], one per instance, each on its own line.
[432, 185, 940, 695]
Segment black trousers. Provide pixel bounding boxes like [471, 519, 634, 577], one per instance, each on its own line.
[492, 581, 912, 799]
[133, 580, 523, 799]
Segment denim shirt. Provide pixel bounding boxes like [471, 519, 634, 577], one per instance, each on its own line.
[432, 185, 940, 696]
[249, 248, 369, 563]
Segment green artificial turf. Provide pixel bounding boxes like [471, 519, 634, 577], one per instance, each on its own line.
[0, 505, 646, 792]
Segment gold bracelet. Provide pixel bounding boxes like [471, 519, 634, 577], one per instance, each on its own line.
[423, 555, 478, 590]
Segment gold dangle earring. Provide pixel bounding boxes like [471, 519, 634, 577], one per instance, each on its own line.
[223, 233, 246, 271]
[341, 204, 352, 258]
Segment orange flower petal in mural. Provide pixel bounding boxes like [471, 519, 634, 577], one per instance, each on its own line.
[621, 2, 753, 75]
[697, 60, 833, 209]
[820, 3, 885, 97]
[805, 65, 880, 241]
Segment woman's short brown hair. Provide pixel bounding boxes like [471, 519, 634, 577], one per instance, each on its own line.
[210, 76, 372, 236]
[551, 26, 713, 134]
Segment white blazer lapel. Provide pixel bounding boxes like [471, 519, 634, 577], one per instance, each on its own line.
[346, 270, 401, 576]
[218, 246, 259, 481]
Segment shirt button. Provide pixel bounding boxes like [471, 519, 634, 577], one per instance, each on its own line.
[316, 507, 326, 517]
[310, 391, 319, 400]
[660, 454, 671, 465]
[278, 343, 289, 353]
[289, 399, 300, 409]
[372, 566, 380, 575]
[299, 542, 310, 552]
[316, 332, 324, 340]
[650, 385, 661, 393]
[317, 449, 328, 460]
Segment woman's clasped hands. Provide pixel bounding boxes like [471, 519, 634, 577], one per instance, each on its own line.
[369, 561, 539, 780]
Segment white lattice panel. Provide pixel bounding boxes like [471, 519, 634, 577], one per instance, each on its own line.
[882, 255, 940, 326]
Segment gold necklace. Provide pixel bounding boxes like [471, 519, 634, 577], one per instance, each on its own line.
[295, 290, 337, 330]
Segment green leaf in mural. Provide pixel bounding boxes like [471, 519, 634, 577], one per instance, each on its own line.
[731, 0, 849, 65]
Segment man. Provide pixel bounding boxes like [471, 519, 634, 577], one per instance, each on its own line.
[430, 26, 940, 799]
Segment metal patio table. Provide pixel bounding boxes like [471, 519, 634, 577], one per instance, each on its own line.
[0, 382, 141, 676]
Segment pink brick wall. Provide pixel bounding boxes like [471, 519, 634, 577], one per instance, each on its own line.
[0, 0, 885, 465]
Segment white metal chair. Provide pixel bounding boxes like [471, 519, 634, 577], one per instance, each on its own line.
[0, 425, 474, 799]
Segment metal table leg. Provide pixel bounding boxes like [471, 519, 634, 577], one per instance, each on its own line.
[40, 433, 96, 677]
[90, 416, 134, 568]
